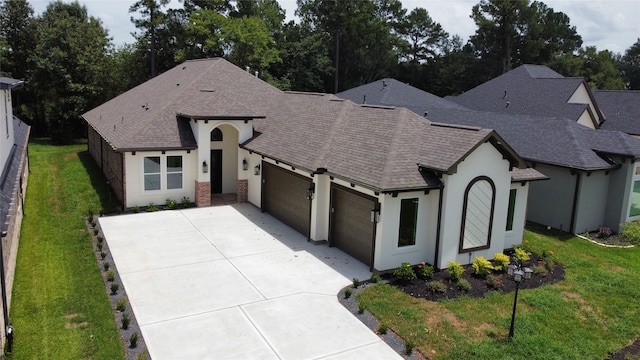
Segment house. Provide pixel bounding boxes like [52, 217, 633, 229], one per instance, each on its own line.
[338, 72, 640, 234]
[0, 77, 30, 353]
[83, 58, 543, 271]
[595, 90, 640, 138]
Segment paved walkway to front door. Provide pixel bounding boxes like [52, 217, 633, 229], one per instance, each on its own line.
[99, 204, 402, 359]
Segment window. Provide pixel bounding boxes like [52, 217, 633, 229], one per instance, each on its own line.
[144, 157, 161, 191]
[143, 155, 183, 191]
[630, 180, 640, 217]
[166, 156, 183, 189]
[460, 176, 495, 252]
[398, 198, 419, 247]
[210, 128, 223, 141]
[506, 189, 517, 231]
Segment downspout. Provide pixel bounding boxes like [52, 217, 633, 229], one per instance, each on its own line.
[570, 171, 581, 234]
[434, 185, 444, 270]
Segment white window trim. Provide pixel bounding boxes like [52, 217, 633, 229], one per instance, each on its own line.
[142, 155, 184, 192]
[627, 165, 640, 221]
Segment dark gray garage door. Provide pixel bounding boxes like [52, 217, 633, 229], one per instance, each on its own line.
[330, 184, 376, 267]
[262, 162, 312, 237]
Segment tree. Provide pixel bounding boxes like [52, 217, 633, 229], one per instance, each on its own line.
[549, 46, 625, 90]
[397, 7, 447, 86]
[470, 0, 581, 77]
[30, 1, 114, 142]
[129, 0, 170, 78]
[618, 39, 640, 89]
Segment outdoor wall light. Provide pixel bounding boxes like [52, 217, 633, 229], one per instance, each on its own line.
[370, 205, 381, 223]
[306, 183, 315, 200]
[254, 164, 261, 176]
[202, 160, 208, 173]
[242, 159, 249, 171]
[506, 262, 533, 339]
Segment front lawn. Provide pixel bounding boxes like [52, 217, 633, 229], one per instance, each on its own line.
[357, 226, 640, 359]
[9, 141, 123, 359]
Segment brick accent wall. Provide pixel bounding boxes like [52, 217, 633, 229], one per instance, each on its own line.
[88, 127, 125, 206]
[237, 179, 248, 203]
[195, 181, 211, 207]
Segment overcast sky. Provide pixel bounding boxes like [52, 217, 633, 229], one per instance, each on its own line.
[30, 0, 639, 54]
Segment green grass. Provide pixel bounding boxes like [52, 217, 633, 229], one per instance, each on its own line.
[357, 225, 640, 359]
[9, 141, 123, 359]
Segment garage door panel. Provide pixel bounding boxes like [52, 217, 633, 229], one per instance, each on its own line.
[331, 185, 375, 266]
[262, 163, 311, 237]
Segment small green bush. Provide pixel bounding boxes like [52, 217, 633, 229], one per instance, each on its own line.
[106, 270, 115, 282]
[358, 302, 365, 314]
[146, 203, 158, 212]
[532, 265, 546, 276]
[621, 221, 640, 245]
[90, 220, 96, 228]
[165, 198, 177, 210]
[514, 247, 531, 266]
[370, 274, 382, 284]
[493, 253, 510, 272]
[427, 280, 447, 293]
[93, 228, 99, 236]
[97, 242, 103, 251]
[103, 262, 110, 271]
[97, 235, 104, 243]
[132, 206, 140, 213]
[416, 262, 434, 280]
[378, 322, 388, 335]
[393, 262, 416, 283]
[457, 278, 471, 292]
[111, 283, 119, 295]
[180, 196, 190, 209]
[544, 259, 556, 272]
[116, 296, 127, 312]
[121, 312, 130, 330]
[352, 278, 360, 288]
[129, 332, 138, 348]
[486, 274, 503, 290]
[344, 288, 352, 299]
[100, 251, 107, 260]
[404, 340, 415, 355]
[472, 256, 494, 278]
[447, 261, 464, 282]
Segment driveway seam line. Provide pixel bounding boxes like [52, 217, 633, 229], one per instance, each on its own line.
[238, 306, 283, 359]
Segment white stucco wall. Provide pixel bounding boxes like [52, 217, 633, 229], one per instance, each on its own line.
[310, 174, 331, 242]
[374, 189, 439, 271]
[124, 150, 197, 207]
[245, 150, 263, 206]
[574, 170, 610, 234]
[504, 182, 530, 249]
[568, 83, 601, 127]
[0, 90, 13, 170]
[527, 164, 575, 231]
[210, 124, 239, 194]
[437, 142, 512, 269]
[604, 160, 634, 232]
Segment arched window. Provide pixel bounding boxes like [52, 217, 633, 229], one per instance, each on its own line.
[459, 176, 495, 253]
[210, 128, 223, 141]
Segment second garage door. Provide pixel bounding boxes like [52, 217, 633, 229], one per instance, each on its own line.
[262, 162, 312, 237]
[330, 184, 377, 267]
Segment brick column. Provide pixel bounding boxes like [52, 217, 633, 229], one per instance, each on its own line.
[195, 181, 211, 207]
[237, 179, 248, 203]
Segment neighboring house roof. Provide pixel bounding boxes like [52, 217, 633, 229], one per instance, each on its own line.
[1, 116, 30, 237]
[595, 90, 640, 136]
[338, 76, 640, 171]
[448, 64, 599, 123]
[86, 58, 527, 193]
[0, 77, 23, 90]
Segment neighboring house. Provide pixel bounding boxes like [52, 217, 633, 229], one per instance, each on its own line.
[0, 77, 30, 353]
[339, 73, 640, 234]
[83, 58, 543, 271]
[595, 90, 640, 138]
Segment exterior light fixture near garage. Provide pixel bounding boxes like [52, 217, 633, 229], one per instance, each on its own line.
[202, 160, 208, 173]
[254, 164, 261, 176]
[242, 159, 249, 171]
[306, 183, 315, 200]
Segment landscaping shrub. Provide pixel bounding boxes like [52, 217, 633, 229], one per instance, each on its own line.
[110, 283, 119, 295]
[457, 278, 472, 292]
[416, 262, 434, 280]
[103, 262, 110, 271]
[106, 271, 115, 282]
[129, 332, 138, 348]
[146, 203, 158, 212]
[427, 280, 447, 293]
[97, 242, 103, 251]
[165, 198, 177, 210]
[597, 226, 612, 238]
[393, 262, 416, 283]
[514, 247, 531, 266]
[132, 205, 140, 213]
[180, 196, 191, 209]
[447, 261, 464, 282]
[493, 253, 510, 272]
[97, 235, 104, 243]
[378, 322, 388, 335]
[344, 288, 352, 299]
[100, 251, 107, 260]
[472, 256, 494, 277]
[404, 340, 415, 355]
[621, 220, 640, 245]
[370, 274, 382, 284]
[358, 302, 365, 314]
[486, 274, 503, 289]
[532, 265, 546, 276]
[93, 228, 99, 236]
[121, 312, 130, 330]
[90, 220, 96, 228]
[352, 278, 360, 288]
[116, 296, 127, 312]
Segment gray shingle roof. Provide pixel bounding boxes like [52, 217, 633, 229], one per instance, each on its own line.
[86, 58, 526, 192]
[1, 116, 30, 236]
[595, 90, 640, 135]
[448, 64, 592, 122]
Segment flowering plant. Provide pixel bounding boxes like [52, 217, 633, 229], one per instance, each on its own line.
[416, 262, 434, 280]
[598, 226, 612, 238]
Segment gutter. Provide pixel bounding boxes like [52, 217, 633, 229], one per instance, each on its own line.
[570, 170, 582, 233]
[434, 184, 445, 270]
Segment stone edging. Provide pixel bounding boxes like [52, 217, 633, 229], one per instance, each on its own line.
[575, 234, 635, 249]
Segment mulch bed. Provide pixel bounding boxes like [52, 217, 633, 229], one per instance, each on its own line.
[394, 253, 564, 302]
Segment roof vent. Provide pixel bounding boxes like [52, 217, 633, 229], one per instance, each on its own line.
[382, 80, 387, 89]
[505, 102, 510, 108]
[503, 89, 507, 99]
[363, 95, 366, 104]
[424, 111, 428, 117]
[246, 66, 250, 73]
[255, 71, 259, 78]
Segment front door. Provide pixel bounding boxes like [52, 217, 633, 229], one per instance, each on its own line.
[210, 150, 222, 194]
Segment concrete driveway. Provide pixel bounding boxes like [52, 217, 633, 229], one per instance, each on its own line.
[99, 204, 402, 359]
